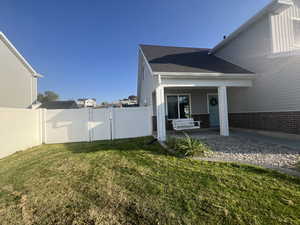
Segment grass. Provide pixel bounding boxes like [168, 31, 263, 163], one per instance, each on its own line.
[0, 137, 299, 225]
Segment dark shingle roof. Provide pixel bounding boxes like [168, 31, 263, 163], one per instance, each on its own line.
[39, 101, 79, 109]
[140, 45, 253, 74]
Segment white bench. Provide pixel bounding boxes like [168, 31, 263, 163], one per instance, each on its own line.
[172, 118, 201, 131]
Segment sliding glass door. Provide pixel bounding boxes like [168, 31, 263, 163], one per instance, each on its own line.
[166, 95, 191, 119]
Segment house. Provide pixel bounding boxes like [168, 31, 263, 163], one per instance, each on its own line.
[119, 95, 138, 107]
[77, 98, 97, 108]
[137, 0, 300, 141]
[96, 102, 122, 108]
[0, 32, 42, 108]
[39, 100, 79, 109]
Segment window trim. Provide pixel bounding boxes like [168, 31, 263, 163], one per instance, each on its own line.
[165, 93, 192, 120]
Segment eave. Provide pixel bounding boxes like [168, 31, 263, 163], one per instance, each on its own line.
[153, 72, 257, 80]
[0, 32, 43, 78]
[210, 0, 293, 54]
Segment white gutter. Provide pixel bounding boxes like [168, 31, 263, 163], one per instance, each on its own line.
[210, 0, 293, 54]
[33, 73, 43, 78]
[153, 72, 257, 80]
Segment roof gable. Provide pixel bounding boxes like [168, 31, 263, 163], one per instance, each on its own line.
[211, 0, 293, 54]
[140, 45, 253, 74]
[0, 32, 42, 78]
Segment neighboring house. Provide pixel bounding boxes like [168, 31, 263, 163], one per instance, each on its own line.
[77, 98, 97, 108]
[39, 101, 79, 109]
[137, 0, 300, 141]
[96, 102, 122, 108]
[119, 95, 138, 107]
[0, 32, 43, 108]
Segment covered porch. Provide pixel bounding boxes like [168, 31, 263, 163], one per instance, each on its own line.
[155, 74, 255, 141]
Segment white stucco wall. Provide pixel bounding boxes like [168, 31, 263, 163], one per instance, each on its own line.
[216, 4, 300, 113]
[0, 37, 37, 108]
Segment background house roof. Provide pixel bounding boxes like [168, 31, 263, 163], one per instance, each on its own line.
[39, 101, 79, 109]
[140, 45, 253, 74]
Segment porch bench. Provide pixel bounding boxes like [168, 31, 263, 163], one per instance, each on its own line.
[172, 118, 201, 131]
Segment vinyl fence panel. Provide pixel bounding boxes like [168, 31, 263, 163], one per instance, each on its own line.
[0, 108, 42, 158]
[112, 107, 152, 139]
[45, 109, 89, 144]
[1, 106, 153, 158]
[90, 108, 111, 141]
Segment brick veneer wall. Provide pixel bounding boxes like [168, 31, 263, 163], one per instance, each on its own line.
[229, 112, 300, 134]
[152, 114, 210, 131]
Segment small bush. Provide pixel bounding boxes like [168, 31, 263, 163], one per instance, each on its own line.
[166, 133, 212, 157]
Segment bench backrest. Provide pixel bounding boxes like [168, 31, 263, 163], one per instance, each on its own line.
[172, 118, 195, 127]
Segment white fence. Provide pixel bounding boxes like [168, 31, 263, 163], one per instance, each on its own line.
[45, 109, 91, 144]
[112, 107, 152, 139]
[45, 107, 152, 144]
[0, 108, 43, 158]
[0, 107, 152, 158]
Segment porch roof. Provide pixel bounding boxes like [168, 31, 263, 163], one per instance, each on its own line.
[140, 44, 254, 75]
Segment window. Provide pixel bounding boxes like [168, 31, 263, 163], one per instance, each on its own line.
[166, 95, 191, 119]
[293, 19, 300, 46]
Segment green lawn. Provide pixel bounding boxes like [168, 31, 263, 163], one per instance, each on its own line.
[0, 137, 299, 225]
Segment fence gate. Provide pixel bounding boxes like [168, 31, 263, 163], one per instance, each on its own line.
[44, 107, 152, 144]
[89, 108, 111, 141]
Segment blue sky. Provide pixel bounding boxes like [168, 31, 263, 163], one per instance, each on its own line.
[0, 0, 269, 103]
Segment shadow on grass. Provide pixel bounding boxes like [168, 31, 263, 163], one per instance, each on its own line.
[59, 136, 300, 184]
[62, 136, 172, 157]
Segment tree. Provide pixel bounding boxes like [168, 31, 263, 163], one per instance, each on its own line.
[38, 91, 59, 103]
[37, 93, 44, 103]
[101, 101, 109, 106]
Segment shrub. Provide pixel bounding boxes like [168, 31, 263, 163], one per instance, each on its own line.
[166, 133, 212, 157]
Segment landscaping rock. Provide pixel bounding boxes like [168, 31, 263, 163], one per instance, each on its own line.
[173, 132, 300, 171]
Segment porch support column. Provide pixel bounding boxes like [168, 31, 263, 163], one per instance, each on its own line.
[156, 85, 166, 141]
[218, 86, 229, 136]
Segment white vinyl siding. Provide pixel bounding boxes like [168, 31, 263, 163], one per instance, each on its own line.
[270, 4, 300, 53]
[227, 62, 300, 113]
[0, 38, 37, 108]
[137, 50, 154, 108]
[216, 16, 272, 74]
[293, 19, 300, 46]
[216, 3, 300, 113]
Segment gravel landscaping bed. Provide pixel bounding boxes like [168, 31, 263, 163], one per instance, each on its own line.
[172, 132, 300, 171]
